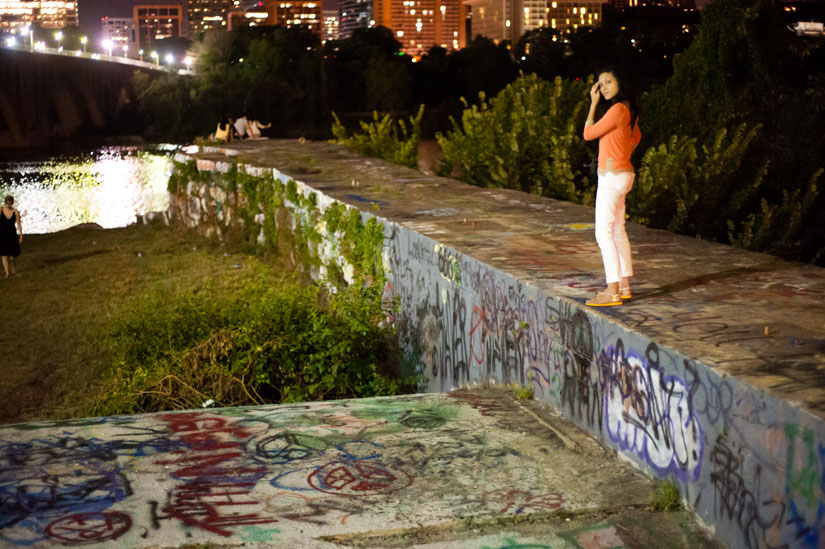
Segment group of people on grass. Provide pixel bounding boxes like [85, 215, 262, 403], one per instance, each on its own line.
[213, 115, 272, 142]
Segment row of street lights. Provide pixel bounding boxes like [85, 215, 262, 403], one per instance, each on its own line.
[5, 26, 192, 70]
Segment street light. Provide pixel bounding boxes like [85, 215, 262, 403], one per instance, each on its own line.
[122, 44, 128, 57]
[150, 51, 159, 66]
[21, 24, 32, 51]
[103, 39, 113, 57]
[4, 36, 16, 48]
[80, 36, 87, 53]
[54, 31, 63, 52]
[138, 49, 144, 62]
[183, 56, 193, 70]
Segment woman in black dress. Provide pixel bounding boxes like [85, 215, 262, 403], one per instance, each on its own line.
[1, 195, 23, 278]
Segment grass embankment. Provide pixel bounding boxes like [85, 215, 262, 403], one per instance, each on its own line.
[0, 222, 408, 425]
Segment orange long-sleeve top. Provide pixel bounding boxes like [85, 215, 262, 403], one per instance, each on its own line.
[583, 102, 641, 175]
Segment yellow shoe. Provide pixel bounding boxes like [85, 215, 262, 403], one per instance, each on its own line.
[586, 291, 623, 307]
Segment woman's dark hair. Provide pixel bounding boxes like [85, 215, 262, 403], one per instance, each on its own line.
[597, 66, 638, 129]
[4, 195, 13, 206]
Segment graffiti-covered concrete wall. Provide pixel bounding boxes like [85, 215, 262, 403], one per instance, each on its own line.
[169, 141, 825, 549]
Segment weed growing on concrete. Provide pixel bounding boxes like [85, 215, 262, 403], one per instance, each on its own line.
[650, 479, 681, 512]
[513, 384, 534, 400]
[514, 371, 534, 400]
[331, 105, 425, 169]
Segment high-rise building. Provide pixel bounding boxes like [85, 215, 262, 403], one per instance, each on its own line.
[264, 0, 322, 36]
[373, 0, 465, 57]
[187, 0, 238, 36]
[466, 0, 601, 42]
[134, 5, 183, 50]
[323, 9, 340, 42]
[227, 2, 268, 30]
[0, 1, 77, 33]
[338, 0, 371, 39]
[546, 0, 602, 38]
[101, 17, 135, 49]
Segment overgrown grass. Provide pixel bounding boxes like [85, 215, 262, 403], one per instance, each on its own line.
[0, 222, 414, 425]
[92, 265, 414, 416]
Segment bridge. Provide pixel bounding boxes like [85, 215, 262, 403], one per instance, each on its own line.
[0, 46, 190, 148]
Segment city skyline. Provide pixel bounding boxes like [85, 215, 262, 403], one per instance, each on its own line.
[77, 0, 338, 43]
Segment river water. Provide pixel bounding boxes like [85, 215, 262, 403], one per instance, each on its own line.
[0, 145, 175, 234]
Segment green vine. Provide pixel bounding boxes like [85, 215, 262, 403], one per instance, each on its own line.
[171, 162, 388, 291]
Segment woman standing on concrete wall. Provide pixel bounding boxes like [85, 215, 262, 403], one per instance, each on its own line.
[583, 68, 641, 307]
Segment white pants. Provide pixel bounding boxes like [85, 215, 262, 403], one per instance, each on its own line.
[595, 171, 634, 284]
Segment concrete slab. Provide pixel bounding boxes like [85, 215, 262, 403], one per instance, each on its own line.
[0, 390, 719, 548]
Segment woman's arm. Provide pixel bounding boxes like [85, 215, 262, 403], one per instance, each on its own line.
[584, 104, 624, 141]
[584, 82, 600, 136]
[15, 209, 22, 242]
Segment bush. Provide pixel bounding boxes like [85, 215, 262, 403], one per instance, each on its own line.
[436, 73, 594, 204]
[629, 123, 767, 238]
[331, 105, 425, 169]
[92, 269, 413, 416]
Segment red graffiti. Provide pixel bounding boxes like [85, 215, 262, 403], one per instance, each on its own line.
[160, 481, 278, 536]
[308, 461, 413, 496]
[483, 489, 565, 513]
[155, 412, 277, 536]
[45, 512, 131, 545]
[469, 305, 485, 365]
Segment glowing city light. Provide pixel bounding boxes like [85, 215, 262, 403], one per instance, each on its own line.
[103, 39, 113, 57]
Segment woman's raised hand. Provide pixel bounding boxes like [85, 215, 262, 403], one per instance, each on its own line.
[590, 82, 601, 104]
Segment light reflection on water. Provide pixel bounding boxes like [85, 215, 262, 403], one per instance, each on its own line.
[0, 146, 174, 234]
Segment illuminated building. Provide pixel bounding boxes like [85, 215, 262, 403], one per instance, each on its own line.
[101, 17, 135, 48]
[373, 0, 466, 57]
[0, 1, 77, 33]
[227, 1, 269, 29]
[466, 0, 599, 42]
[338, 0, 371, 39]
[323, 9, 339, 41]
[264, 0, 322, 36]
[134, 5, 183, 50]
[187, 0, 237, 36]
[545, 0, 602, 38]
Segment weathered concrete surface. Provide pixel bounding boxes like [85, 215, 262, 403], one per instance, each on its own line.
[0, 389, 720, 548]
[168, 139, 825, 549]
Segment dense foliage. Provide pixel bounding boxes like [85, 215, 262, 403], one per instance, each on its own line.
[427, 0, 824, 265]
[639, 0, 825, 263]
[436, 74, 594, 204]
[94, 271, 411, 416]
